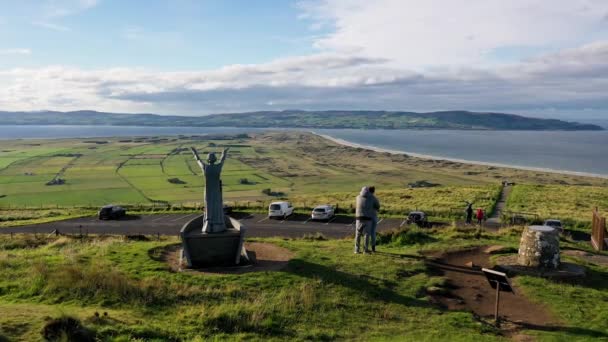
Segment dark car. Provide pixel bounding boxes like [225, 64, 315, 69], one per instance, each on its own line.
[544, 219, 564, 233]
[98, 205, 126, 220]
[406, 211, 429, 228]
[223, 204, 233, 215]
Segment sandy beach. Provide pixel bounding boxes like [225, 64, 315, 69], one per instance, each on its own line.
[312, 132, 608, 180]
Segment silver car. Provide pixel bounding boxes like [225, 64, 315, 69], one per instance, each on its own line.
[311, 205, 335, 221]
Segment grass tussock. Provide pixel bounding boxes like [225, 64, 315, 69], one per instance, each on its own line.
[28, 261, 193, 306]
[41, 315, 94, 342]
[377, 227, 437, 246]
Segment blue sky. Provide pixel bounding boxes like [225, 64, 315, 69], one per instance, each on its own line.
[0, 1, 323, 69]
[1, 0, 608, 119]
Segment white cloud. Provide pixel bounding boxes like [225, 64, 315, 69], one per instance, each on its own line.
[0, 48, 32, 55]
[1, 42, 608, 115]
[298, 0, 608, 68]
[2, 1, 608, 117]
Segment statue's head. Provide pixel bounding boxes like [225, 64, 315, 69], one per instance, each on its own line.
[207, 152, 217, 164]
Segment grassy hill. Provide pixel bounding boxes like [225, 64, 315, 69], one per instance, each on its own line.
[1, 226, 607, 341]
[0, 109, 602, 130]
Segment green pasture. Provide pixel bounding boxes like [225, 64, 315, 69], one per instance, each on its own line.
[1, 132, 607, 226]
[506, 184, 608, 224]
[0, 137, 288, 208]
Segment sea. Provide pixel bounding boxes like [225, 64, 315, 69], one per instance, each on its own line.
[0, 125, 607, 177]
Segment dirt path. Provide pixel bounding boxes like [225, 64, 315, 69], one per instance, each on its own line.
[487, 184, 511, 225]
[427, 246, 557, 331]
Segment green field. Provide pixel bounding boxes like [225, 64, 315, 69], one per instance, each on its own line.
[1, 226, 606, 341]
[505, 184, 608, 224]
[1, 132, 607, 226]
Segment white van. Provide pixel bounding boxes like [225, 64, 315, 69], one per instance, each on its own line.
[268, 201, 294, 219]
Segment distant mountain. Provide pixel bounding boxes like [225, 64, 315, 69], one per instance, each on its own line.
[576, 119, 608, 129]
[0, 110, 602, 130]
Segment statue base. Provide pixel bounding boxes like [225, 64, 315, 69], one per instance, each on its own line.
[180, 214, 247, 268]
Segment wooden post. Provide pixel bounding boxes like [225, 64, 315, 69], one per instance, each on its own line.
[494, 281, 501, 325]
[591, 207, 607, 251]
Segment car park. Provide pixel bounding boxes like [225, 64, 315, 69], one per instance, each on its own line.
[406, 211, 429, 227]
[544, 219, 563, 232]
[98, 205, 126, 220]
[311, 205, 335, 221]
[268, 201, 294, 219]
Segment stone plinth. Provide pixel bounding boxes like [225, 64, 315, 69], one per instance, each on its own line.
[180, 214, 247, 268]
[517, 225, 560, 269]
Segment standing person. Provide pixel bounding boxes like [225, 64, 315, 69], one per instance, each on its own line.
[465, 202, 474, 225]
[476, 208, 484, 225]
[368, 186, 381, 253]
[354, 186, 373, 254]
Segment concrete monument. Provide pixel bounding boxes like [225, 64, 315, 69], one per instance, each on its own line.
[180, 146, 247, 268]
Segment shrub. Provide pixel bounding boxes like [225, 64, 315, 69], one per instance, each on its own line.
[41, 316, 94, 342]
[377, 228, 436, 246]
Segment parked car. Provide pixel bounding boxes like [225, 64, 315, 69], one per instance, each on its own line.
[544, 219, 563, 233]
[406, 211, 429, 227]
[223, 204, 233, 215]
[268, 201, 294, 219]
[311, 205, 335, 221]
[98, 205, 126, 220]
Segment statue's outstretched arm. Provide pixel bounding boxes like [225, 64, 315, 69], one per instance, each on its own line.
[219, 147, 229, 165]
[191, 147, 206, 170]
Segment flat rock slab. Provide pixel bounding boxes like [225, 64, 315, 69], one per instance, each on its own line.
[496, 254, 586, 279]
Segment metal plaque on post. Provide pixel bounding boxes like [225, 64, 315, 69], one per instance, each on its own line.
[482, 268, 514, 326]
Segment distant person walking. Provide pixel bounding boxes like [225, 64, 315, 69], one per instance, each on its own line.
[476, 208, 484, 225]
[368, 186, 381, 252]
[354, 186, 373, 254]
[465, 202, 474, 225]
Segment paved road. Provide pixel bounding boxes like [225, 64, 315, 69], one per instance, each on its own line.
[0, 212, 407, 239]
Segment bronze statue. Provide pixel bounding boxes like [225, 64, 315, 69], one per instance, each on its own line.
[191, 146, 229, 233]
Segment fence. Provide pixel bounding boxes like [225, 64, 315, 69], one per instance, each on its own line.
[591, 207, 607, 251]
[501, 210, 540, 225]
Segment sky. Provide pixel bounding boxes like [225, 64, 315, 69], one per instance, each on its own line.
[1, 0, 608, 119]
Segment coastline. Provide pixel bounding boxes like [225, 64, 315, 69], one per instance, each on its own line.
[312, 132, 608, 180]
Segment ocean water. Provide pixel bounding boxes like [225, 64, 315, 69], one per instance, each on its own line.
[314, 129, 608, 177]
[0, 125, 607, 177]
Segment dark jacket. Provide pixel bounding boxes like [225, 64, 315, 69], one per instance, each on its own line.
[369, 194, 380, 220]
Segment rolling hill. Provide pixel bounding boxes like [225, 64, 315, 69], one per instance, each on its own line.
[0, 109, 602, 130]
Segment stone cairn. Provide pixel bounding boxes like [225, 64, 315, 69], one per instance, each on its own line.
[517, 225, 560, 269]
